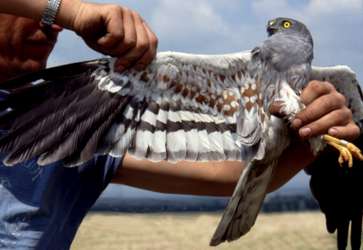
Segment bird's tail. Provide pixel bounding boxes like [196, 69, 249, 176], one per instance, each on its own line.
[210, 157, 276, 246]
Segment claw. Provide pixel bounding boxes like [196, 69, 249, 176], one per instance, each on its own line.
[322, 134, 363, 168]
[346, 143, 363, 160]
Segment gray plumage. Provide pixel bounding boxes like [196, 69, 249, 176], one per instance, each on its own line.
[211, 17, 316, 245]
[0, 17, 362, 247]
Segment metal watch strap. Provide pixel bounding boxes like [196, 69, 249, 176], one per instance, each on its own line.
[41, 0, 62, 26]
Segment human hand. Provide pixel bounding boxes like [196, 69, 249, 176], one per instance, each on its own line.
[60, 1, 158, 72]
[271, 80, 360, 141]
[269, 80, 362, 249]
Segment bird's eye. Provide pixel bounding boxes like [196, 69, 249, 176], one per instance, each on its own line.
[282, 21, 292, 29]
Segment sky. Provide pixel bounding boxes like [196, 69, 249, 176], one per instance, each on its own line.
[48, 0, 363, 199]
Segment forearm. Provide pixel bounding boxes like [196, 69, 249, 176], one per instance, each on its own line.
[267, 140, 314, 192]
[113, 142, 314, 197]
[112, 154, 243, 197]
[0, 0, 46, 18]
[0, 0, 80, 29]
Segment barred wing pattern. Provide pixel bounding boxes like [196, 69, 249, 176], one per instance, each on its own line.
[0, 51, 260, 167]
[0, 51, 275, 248]
[1, 49, 362, 248]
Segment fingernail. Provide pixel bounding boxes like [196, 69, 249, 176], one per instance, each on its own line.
[329, 128, 338, 136]
[292, 119, 302, 129]
[299, 127, 311, 137]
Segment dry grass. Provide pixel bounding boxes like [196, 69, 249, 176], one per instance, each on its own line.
[72, 211, 347, 250]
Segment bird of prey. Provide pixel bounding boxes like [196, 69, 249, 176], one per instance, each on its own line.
[0, 17, 362, 246]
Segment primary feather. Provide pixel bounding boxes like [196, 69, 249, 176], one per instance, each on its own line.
[0, 17, 362, 246]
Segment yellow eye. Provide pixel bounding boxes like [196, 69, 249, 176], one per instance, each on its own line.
[282, 21, 291, 29]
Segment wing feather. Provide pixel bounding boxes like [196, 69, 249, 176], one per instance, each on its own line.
[0, 51, 254, 167]
[1, 49, 362, 250]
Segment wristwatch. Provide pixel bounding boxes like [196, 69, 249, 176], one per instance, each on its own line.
[41, 0, 62, 26]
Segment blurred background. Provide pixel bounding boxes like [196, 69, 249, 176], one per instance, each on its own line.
[46, 0, 363, 249]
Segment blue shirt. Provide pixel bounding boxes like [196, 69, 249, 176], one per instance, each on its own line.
[0, 155, 120, 250]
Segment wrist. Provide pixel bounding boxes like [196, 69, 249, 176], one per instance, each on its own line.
[0, 0, 47, 20]
[41, 0, 63, 26]
[55, 0, 82, 30]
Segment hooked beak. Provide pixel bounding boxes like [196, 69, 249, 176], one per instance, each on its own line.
[267, 26, 278, 36]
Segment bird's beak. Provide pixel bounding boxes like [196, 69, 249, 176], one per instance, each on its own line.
[267, 26, 278, 36]
[267, 19, 278, 36]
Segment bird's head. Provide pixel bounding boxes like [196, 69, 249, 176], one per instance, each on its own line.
[267, 17, 311, 39]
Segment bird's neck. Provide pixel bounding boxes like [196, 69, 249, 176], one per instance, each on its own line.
[261, 32, 313, 73]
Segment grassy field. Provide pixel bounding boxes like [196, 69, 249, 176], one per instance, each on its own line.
[72, 211, 359, 250]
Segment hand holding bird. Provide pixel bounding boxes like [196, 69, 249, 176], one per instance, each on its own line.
[0, 17, 361, 248]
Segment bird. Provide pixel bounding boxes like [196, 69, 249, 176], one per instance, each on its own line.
[0, 17, 362, 247]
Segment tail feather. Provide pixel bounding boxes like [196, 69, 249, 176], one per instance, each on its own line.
[210, 159, 274, 246]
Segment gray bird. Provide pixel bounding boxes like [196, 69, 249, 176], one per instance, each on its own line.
[0, 17, 362, 246]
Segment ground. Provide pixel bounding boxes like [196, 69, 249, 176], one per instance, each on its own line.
[72, 211, 360, 250]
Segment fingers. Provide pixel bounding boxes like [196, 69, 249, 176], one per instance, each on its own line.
[96, 6, 125, 50]
[292, 81, 360, 140]
[328, 122, 360, 141]
[297, 108, 351, 138]
[300, 80, 336, 105]
[72, 3, 158, 72]
[296, 91, 346, 126]
[115, 10, 149, 71]
[115, 11, 158, 71]
[133, 22, 158, 70]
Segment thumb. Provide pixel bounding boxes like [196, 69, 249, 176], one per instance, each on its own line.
[269, 101, 285, 118]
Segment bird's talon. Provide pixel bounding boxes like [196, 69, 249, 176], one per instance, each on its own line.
[338, 155, 344, 167]
[347, 143, 363, 160]
[323, 134, 361, 168]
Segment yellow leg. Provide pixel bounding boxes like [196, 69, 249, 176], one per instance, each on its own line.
[322, 134, 363, 168]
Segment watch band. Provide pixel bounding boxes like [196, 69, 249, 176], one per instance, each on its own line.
[41, 0, 62, 26]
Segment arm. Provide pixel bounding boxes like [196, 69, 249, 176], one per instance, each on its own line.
[113, 143, 310, 196]
[0, 0, 158, 71]
[112, 81, 360, 196]
[113, 156, 243, 196]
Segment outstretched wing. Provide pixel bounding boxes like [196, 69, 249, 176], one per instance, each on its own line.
[0, 51, 260, 167]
